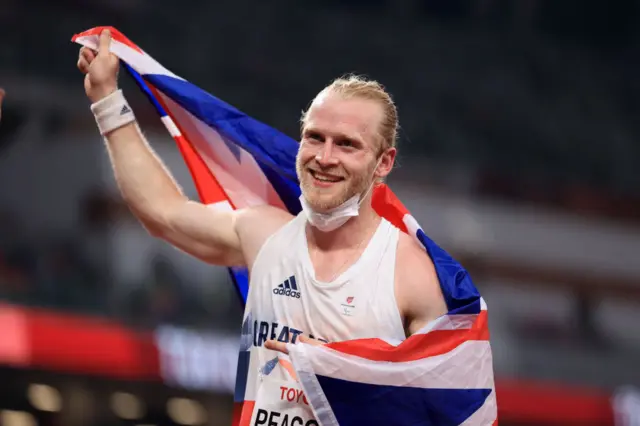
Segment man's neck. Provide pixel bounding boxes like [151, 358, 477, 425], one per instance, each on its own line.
[306, 204, 381, 252]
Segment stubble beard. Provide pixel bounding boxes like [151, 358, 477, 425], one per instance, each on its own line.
[296, 153, 374, 212]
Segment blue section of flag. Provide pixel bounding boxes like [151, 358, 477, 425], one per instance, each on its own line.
[144, 73, 302, 218]
[416, 228, 480, 313]
[233, 350, 251, 403]
[317, 375, 492, 425]
[256, 160, 302, 215]
[221, 133, 243, 163]
[230, 267, 249, 306]
[123, 63, 168, 117]
[143, 74, 300, 182]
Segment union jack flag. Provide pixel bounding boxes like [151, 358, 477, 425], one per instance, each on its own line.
[73, 26, 498, 425]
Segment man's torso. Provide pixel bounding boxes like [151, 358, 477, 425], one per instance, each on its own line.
[236, 212, 405, 425]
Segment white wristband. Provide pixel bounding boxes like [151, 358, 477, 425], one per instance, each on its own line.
[90, 89, 136, 135]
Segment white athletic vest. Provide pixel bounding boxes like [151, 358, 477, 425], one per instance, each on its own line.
[239, 212, 405, 425]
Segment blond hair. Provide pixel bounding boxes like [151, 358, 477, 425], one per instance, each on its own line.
[301, 74, 399, 152]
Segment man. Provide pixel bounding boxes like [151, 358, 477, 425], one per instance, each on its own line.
[77, 30, 447, 424]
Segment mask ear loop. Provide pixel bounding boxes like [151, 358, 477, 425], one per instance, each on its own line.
[358, 156, 384, 208]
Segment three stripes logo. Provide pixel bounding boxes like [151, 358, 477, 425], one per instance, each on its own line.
[272, 275, 301, 299]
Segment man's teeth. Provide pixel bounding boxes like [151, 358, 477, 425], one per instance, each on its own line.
[311, 171, 341, 182]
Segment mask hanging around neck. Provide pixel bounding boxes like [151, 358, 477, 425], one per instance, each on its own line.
[300, 157, 382, 232]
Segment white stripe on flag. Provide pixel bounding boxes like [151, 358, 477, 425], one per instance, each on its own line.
[415, 313, 481, 334]
[74, 35, 182, 79]
[459, 389, 497, 425]
[161, 116, 182, 137]
[481, 297, 488, 311]
[289, 340, 495, 390]
[207, 201, 233, 212]
[157, 91, 285, 210]
[402, 214, 423, 245]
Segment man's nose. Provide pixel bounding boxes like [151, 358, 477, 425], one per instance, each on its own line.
[315, 141, 339, 167]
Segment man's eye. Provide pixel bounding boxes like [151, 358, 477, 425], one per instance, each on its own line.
[337, 139, 354, 147]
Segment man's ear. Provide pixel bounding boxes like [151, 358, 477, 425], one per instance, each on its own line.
[375, 147, 397, 180]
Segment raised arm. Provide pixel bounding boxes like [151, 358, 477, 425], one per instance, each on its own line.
[103, 121, 244, 265]
[77, 30, 289, 267]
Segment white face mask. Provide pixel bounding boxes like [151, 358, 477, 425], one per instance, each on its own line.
[300, 158, 381, 233]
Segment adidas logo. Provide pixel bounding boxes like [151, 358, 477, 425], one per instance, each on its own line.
[272, 275, 300, 299]
[120, 105, 131, 115]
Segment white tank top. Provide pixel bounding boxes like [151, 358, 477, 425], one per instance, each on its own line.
[238, 212, 405, 425]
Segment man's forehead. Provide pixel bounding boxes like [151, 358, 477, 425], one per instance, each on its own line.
[304, 94, 382, 136]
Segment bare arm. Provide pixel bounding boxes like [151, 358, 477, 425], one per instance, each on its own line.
[395, 233, 448, 336]
[105, 122, 291, 266]
[104, 122, 244, 265]
[78, 30, 290, 267]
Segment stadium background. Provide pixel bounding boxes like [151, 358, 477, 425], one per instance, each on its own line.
[1, 0, 640, 424]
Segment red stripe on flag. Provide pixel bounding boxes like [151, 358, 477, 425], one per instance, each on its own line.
[231, 402, 243, 426]
[372, 184, 409, 233]
[145, 84, 234, 207]
[232, 401, 255, 426]
[71, 26, 143, 54]
[175, 134, 231, 206]
[327, 310, 489, 362]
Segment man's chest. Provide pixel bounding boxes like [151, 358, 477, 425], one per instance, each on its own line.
[248, 271, 391, 345]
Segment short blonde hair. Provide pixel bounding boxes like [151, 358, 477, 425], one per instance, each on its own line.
[301, 74, 399, 152]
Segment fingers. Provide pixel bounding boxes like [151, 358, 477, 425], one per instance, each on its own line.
[77, 57, 89, 74]
[81, 47, 96, 63]
[264, 340, 289, 355]
[264, 335, 326, 355]
[77, 47, 96, 74]
[298, 335, 321, 346]
[98, 29, 112, 56]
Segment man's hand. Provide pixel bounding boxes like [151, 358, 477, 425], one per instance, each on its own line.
[264, 335, 325, 355]
[77, 29, 120, 103]
[0, 88, 5, 123]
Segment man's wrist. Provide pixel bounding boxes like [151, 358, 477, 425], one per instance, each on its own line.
[90, 89, 136, 135]
[89, 86, 118, 104]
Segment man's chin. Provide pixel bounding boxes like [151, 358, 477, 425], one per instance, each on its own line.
[302, 191, 345, 213]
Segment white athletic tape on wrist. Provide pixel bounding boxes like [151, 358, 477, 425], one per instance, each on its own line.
[90, 89, 136, 135]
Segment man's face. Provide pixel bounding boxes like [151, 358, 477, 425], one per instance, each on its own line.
[296, 92, 386, 212]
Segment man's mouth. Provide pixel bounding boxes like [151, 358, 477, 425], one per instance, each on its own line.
[309, 170, 344, 183]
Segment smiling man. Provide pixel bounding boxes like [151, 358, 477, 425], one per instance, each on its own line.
[77, 30, 447, 425]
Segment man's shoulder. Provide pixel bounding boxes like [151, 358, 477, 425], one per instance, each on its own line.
[236, 205, 295, 234]
[396, 231, 437, 279]
[235, 205, 297, 268]
[395, 230, 447, 323]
